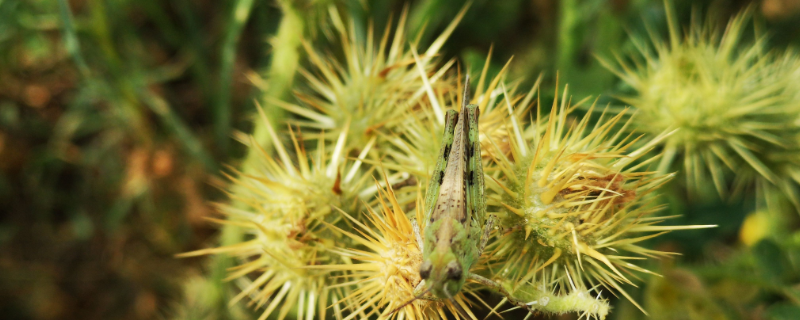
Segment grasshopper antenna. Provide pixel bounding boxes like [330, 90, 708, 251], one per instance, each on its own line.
[387, 285, 433, 316]
[445, 285, 470, 319]
[462, 74, 471, 109]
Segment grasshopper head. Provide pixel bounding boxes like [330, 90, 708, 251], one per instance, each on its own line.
[420, 249, 465, 299]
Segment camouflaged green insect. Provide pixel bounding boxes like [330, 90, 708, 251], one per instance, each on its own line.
[417, 75, 488, 301]
[391, 77, 534, 317]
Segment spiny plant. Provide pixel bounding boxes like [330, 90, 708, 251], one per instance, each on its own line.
[481, 83, 714, 315]
[315, 178, 481, 320]
[368, 71, 712, 319]
[267, 5, 468, 152]
[183, 81, 711, 319]
[181, 5, 716, 319]
[599, 2, 800, 206]
[178, 106, 379, 320]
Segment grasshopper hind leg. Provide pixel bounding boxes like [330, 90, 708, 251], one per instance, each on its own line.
[412, 219, 424, 252]
[478, 214, 496, 258]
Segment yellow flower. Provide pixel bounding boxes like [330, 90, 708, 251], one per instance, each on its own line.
[739, 211, 772, 246]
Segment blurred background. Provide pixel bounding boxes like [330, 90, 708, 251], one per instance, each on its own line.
[2, 0, 800, 319]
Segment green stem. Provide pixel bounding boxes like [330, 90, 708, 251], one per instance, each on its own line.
[213, 0, 254, 155]
[556, 0, 579, 78]
[226, 0, 304, 244]
[471, 274, 610, 319]
[175, 0, 214, 108]
[57, 0, 90, 77]
[88, 0, 155, 144]
[468, 273, 536, 314]
[210, 1, 305, 316]
[246, 0, 304, 156]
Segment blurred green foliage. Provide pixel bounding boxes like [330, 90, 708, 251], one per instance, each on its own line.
[2, 0, 800, 319]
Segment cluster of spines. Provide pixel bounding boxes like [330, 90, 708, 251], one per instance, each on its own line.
[599, 2, 800, 208]
[480, 83, 712, 315]
[179, 4, 715, 318]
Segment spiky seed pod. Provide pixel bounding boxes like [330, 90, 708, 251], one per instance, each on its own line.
[178, 107, 378, 320]
[269, 5, 467, 152]
[314, 181, 480, 320]
[599, 4, 800, 202]
[484, 85, 714, 314]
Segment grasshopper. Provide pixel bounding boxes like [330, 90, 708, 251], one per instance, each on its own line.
[417, 76, 489, 300]
[392, 76, 536, 318]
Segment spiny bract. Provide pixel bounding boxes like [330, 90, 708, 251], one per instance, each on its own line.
[483, 84, 714, 315]
[316, 180, 481, 320]
[600, 4, 800, 204]
[269, 5, 468, 153]
[178, 106, 378, 320]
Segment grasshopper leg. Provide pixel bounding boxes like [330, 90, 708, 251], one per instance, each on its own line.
[478, 214, 496, 257]
[467, 273, 535, 314]
[410, 281, 443, 302]
[411, 219, 424, 251]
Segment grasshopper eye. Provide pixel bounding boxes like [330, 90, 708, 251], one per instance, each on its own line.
[445, 261, 462, 280]
[419, 260, 432, 279]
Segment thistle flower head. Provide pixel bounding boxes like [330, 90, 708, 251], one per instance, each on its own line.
[321, 180, 478, 320]
[600, 4, 800, 200]
[485, 85, 714, 314]
[177, 107, 376, 320]
[272, 5, 468, 152]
